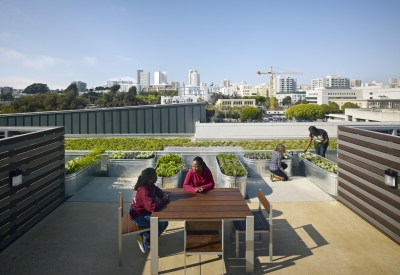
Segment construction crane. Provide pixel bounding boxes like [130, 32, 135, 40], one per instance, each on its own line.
[257, 66, 303, 110]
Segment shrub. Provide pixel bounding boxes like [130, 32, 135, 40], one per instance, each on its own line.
[155, 154, 184, 177]
[298, 152, 337, 174]
[216, 154, 247, 177]
[65, 148, 104, 174]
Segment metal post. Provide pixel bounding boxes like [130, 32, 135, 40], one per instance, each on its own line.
[150, 217, 159, 275]
[245, 215, 254, 273]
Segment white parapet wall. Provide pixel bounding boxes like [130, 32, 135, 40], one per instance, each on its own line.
[194, 121, 400, 140]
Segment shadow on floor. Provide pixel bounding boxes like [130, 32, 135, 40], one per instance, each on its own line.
[224, 219, 329, 274]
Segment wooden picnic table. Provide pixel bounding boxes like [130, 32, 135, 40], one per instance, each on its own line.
[150, 188, 255, 274]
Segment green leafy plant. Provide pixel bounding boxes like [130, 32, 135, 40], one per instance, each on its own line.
[66, 138, 337, 151]
[298, 152, 337, 174]
[155, 154, 184, 177]
[244, 152, 292, 159]
[107, 151, 155, 160]
[65, 148, 105, 174]
[216, 154, 247, 177]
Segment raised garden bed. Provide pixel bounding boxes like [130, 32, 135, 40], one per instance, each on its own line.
[298, 152, 338, 196]
[243, 151, 293, 177]
[216, 154, 247, 198]
[65, 149, 104, 197]
[155, 154, 184, 188]
[107, 151, 155, 177]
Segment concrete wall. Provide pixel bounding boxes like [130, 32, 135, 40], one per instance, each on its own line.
[195, 122, 400, 140]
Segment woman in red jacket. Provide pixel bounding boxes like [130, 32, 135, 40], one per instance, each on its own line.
[183, 156, 215, 193]
[129, 168, 169, 253]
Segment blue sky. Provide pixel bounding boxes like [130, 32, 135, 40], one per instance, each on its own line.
[0, 0, 399, 89]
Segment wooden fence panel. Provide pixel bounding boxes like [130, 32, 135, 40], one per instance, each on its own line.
[337, 126, 400, 244]
[0, 127, 65, 252]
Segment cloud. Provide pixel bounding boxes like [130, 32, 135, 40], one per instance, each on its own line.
[0, 47, 98, 69]
[0, 76, 66, 90]
[83, 56, 97, 66]
[0, 32, 9, 41]
[0, 47, 66, 69]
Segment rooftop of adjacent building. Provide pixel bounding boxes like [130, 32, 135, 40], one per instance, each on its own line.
[1, 174, 399, 275]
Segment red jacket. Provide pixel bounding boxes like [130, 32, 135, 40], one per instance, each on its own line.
[129, 185, 167, 220]
[183, 166, 215, 192]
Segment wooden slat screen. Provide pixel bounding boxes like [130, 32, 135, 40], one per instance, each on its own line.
[337, 126, 400, 244]
[0, 127, 65, 252]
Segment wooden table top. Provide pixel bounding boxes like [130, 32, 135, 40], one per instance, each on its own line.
[151, 188, 252, 220]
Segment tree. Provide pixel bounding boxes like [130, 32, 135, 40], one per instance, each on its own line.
[110, 85, 120, 93]
[341, 102, 360, 112]
[282, 96, 292, 106]
[24, 83, 50, 94]
[301, 99, 308, 104]
[206, 107, 215, 119]
[128, 86, 137, 96]
[0, 93, 13, 101]
[240, 106, 262, 122]
[65, 83, 78, 96]
[285, 104, 325, 121]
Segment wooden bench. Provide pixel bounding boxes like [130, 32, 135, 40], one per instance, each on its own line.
[231, 189, 273, 261]
[184, 220, 224, 275]
[118, 192, 150, 266]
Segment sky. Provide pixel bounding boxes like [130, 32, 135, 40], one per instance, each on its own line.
[0, 0, 399, 90]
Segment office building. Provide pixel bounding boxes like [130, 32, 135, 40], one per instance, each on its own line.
[137, 70, 143, 84]
[350, 79, 362, 87]
[188, 69, 200, 86]
[306, 88, 362, 104]
[139, 72, 150, 87]
[311, 75, 350, 90]
[154, 71, 167, 85]
[215, 98, 256, 107]
[71, 81, 87, 93]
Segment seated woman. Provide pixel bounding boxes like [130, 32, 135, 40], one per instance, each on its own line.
[183, 156, 215, 193]
[268, 143, 289, 181]
[129, 168, 170, 253]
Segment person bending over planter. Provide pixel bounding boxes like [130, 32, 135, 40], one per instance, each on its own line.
[183, 156, 215, 193]
[129, 168, 170, 253]
[269, 143, 289, 181]
[304, 126, 329, 157]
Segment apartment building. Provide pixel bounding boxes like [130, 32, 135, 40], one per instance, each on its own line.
[71, 81, 87, 93]
[139, 72, 150, 87]
[188, 69, 200, 86]
[274, 76, 297, 93]
[154, 71, 167, 85]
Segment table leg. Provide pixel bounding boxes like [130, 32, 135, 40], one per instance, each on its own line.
[245, 215, 254, 273]
[150, 217, 159, 275]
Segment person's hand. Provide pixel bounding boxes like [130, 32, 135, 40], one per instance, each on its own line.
[163, 193, 170, 200]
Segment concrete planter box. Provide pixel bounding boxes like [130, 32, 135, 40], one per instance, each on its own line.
[65, 160, 101, 197]
[299, 156, 338, 196]
[107, 157, 156, 177]
[216, 156, 247, 198]
[243, 153, 293, 177]
[155, 169, 182, 189]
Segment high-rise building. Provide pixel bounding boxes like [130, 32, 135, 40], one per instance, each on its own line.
[220, 79, 231, 87]
[154, 71, 167, 85]
[311, 75, 350, 90]
[71, 81, 87, 93]
[137, 70, 143, 84]
[350, 79, 362, 87]
[139, 72, 150, 86]
[274, 76, 297, 93]
[188, 69, 200, 86]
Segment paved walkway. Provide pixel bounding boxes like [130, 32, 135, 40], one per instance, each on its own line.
[1, 176, 399, 275]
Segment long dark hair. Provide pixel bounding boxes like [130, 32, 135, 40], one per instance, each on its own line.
[193, 156, 207, 167]
[309, 126, 319, 136]
[134, 168, 156, 191]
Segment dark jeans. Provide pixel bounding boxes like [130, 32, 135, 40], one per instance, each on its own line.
[270, 162, 288, 181]
[131, 213, 169, 243]
[315, 143, 328, 158]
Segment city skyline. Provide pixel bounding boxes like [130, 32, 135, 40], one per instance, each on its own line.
[0, 0, 399, 89]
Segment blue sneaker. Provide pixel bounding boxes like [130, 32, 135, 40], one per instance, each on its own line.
[137, 234, 149, 253]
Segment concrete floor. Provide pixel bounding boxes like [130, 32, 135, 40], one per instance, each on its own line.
[1, 176, 399, 275]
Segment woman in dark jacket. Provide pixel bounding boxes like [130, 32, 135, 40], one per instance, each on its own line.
[268, 143, 289, 181]
[304, 126, 329, 157]
[129, 168, 169, 253]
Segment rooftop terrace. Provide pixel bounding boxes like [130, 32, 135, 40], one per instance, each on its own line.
[1, 175, 399, 275]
